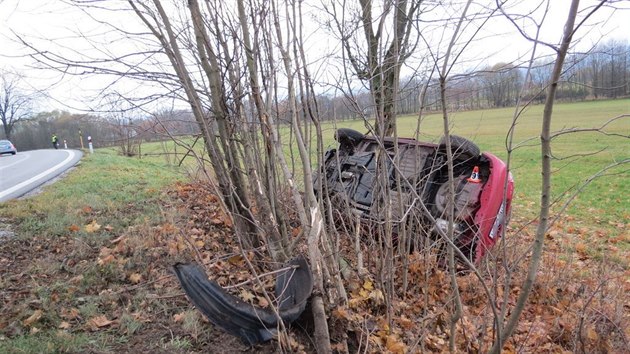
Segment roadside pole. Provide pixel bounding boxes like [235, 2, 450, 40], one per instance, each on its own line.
[64, 139, 68, 149]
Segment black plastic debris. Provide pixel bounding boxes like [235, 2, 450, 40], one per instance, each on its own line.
[173, 255, 312, 345]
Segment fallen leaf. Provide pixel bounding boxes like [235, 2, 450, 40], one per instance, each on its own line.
[59, 321, 71, 329]
[386, 335, 406, 354]
[173, 313, 185, 323]
[348, 297, 363, 308]
[97, 254, 115, 265]
[332, 307, 351, 320]
[85, 221, 101, 233]
[257, 296, 269, 308]
[99, 247, 113, 257]
[69, 275, 84, 284]
[61, 308, 80, 320]
[68, 224, 80, 232]
[397, 316, 414, 330]
[228, 255, 244, 265]
[87, 315, 113, 330]
[240, 290, 255, 302]
[575, 243, 588, 257]
[23, 310, 43, 326]
[128, 273, 142, 284]
[369, 289, 384, 304]
[110, 235, 125, 244]
[587, 327, 599, 341]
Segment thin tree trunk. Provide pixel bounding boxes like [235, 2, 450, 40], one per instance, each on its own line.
[489, 1, 580, 352]
[271, 1, 332, 350]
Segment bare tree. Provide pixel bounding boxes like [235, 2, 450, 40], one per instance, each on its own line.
[324, 0, 422, 137]
[490, 0, 612, 352]
[0, 70, 36, 140]
[13, 0, 328, 338]
[481, 62, 523, 107]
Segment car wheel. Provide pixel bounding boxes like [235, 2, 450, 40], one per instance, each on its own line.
[335, 128, 364, 146]
[439, 135, 480, 161]
[335, 128, 365, 155]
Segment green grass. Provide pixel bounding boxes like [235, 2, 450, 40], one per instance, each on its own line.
[0, 148, 186, 239]
[0, 331, 108, 354]
[0, 149, 187, 353]
[413, 100, 629, 226]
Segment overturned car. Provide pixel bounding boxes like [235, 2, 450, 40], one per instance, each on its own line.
[314, 128, 514, 263]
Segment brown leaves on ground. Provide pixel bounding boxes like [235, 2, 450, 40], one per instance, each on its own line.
[1, 181, 627, 353]
[323, 207, 629, 353]
[86, 315, 115, 331]
[0, 182, 277, 353]
[22, 310, 43, 327]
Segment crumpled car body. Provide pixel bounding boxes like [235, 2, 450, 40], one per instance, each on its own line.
[173, 255, 312, 345]
[314, 128, 514, 263]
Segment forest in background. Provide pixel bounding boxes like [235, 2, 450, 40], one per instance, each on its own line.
[2, 40, 628, 152]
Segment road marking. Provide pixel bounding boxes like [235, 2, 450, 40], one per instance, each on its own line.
[0, 150, 77, 200]
[0, 152, 30, 171]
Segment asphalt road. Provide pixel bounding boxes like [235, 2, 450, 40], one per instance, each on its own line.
[0, 149, 83, 202]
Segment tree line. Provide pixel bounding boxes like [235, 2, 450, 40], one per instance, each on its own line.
[318, 39, 629, 119]
[4, 108, 199, 152]
[3, 40, 627, 150]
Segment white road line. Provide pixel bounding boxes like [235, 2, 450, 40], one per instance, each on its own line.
[0, 152, 30, 171]
[0, 150, 77, 200]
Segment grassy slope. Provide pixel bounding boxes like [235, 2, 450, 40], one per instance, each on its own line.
[4, 148, 185, 238]
[0, 149, 189, 353]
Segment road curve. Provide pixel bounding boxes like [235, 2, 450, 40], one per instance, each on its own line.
[0, 149, 83, 202]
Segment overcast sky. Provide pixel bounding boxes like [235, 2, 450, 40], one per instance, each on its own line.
[1, 0, 629, 113]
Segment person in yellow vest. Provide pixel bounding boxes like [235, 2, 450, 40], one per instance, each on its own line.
[52, 134, 59, 149]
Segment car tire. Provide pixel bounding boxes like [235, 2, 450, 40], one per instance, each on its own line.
[335, 128, 364, 146]
[439, 135, 480, 161]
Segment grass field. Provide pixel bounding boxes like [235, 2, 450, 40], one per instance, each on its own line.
[0, 99, 627, 352]
[1, 149, 186, 239]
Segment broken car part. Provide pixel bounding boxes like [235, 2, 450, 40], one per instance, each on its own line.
[173, 255, 313, 345]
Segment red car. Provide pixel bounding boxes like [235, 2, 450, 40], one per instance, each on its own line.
[315, 128, 514, 264]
